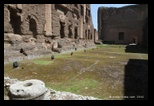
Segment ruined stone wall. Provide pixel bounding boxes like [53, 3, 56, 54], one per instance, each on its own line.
[51, 4, 94, 40]
[4, 4, 96, 62]
[4, 4, 94, 39]
[4, 5, 13, 33]
[98, 4, 148, 45]
[4, 4, 46, 35]
[52, 8, 61, 37]
[21, 4, 45, 35]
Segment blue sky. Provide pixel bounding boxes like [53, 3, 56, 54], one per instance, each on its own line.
[90, 4, 137, 30]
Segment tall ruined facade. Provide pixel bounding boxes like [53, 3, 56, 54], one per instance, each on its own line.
[4, 4, 95, 62]
[98, 4, 148, 48]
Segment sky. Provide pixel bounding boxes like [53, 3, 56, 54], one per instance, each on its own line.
[90, 4, 137, 30]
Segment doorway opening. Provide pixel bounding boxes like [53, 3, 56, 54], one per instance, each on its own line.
[29, 18, 38, 39]
[9, 7, 22, 34]
[60, 22, 65, 38]
[132, 38, 136, 44]
[74, 27, 78, 39]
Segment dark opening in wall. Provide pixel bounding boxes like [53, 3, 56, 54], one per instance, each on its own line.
[9, 7, 22, 34]
[86, 8, 88, 15]
[55, 4, 67, 15]
[88, 10, 90, 17]
[74, 4, 78, 8]
[132, 38, 136, 43]
[68, 25, 73, 38]
[74, 27, 78, 39]
[86, 17, 89, 23]
[29, 18, 38, 39]
[60, 22, 65, 38]
[85, 30, 87, 40]
[88, 30, 90, 39]
[91, 33, 93, 40]
[119, 32, 124, 40]
[80, 5, 84, 16]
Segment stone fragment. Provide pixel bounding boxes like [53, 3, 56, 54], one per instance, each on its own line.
[9, 79, 47, 100]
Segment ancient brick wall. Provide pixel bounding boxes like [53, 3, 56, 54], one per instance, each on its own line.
[98, 4, 148, 46]
[4, 4, 96, 62]
[50, 4, 94, 40]
[21, 4, 45, 35]
[4, 4, 94, 39]
[4, 4, 45, 36]
[4, 5, 13, 33]
[52, 8, 61, 37]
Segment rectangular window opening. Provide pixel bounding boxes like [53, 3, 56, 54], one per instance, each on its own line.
[119, 32, 124, 40]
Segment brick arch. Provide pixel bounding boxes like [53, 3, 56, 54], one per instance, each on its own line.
[28, 15, 38, 38]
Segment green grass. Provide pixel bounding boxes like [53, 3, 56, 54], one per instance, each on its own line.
[33, 60, 54, 65]
[4, 44, 148, 100]
[48, 78, 98, 93]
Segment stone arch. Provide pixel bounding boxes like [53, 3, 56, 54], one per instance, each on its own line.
[29, 16, 38, 39]
[60, 22, 65, 38]
[59, 14, 66, 38]
[68, 23, 73, 38]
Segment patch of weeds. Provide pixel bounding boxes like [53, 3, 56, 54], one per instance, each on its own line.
[48, 78, 99, 93]
[33, 60, 54, 65]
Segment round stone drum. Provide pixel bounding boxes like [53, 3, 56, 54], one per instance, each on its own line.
[9, 79, 47, 100]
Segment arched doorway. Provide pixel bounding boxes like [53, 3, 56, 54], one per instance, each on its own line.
[29, 18, 38, 39]
[60, 22, 65, 38]
[88, 29, 90, 39]
[68, 25, 73, 38]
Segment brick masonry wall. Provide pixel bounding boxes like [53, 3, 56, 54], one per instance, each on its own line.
[21, 4, 45, 35]
[98, 4, 148, 45]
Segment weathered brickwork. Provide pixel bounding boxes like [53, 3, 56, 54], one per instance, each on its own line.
[98, 4, 148, 47]
[4, 4, 97, 62]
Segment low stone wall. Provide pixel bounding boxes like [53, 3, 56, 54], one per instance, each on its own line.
[4, 33, 96, 64]
[4, 49, 51, 64]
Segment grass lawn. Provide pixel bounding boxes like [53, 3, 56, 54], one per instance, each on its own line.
[4, 44, 148, 100]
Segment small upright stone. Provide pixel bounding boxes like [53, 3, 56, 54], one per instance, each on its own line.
[13, 61, 18, 69]
[70, 52, 73, 55]
[51, 54, 54, 60]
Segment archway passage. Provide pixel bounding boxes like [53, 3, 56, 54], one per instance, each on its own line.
[68, 25, 73, 38]
[91, 33, 92, 40]
[74, 27, 78, 39]
[9, 7, 22, 34]
[85, 30, 87, 40]
[88, 29, 90, 39]
[29, 18, 38, 39]
[60, 22, 65, 38]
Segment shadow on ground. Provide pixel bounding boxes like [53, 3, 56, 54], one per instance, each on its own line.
[125, 45, 148, 54]
[124, 59, 148, 100]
